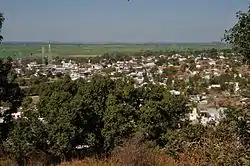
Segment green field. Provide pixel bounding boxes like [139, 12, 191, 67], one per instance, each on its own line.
[0, 43, 227, 59]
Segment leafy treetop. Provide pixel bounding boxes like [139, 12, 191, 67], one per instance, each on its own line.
[223, 6, 250, 63]
[0, 13, 4, 42]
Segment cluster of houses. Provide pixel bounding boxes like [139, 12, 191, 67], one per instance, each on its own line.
[1, 51, 250, 126]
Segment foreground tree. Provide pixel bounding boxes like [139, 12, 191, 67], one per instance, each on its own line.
[139, 90, 190, 145]
[0, 13, 23, 157]
[223, 6, 250, 63]
[0, 13, 4, 41]
[102, 93, 137, 152]
[4, 110, 48, 166]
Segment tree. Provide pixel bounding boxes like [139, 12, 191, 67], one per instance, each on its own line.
[162, 124, 207, 157]
[0, 13, 4, 42]
[0, 59, 23, 149]
[38, 80, 78, 160]
[0, 14, 23, 147]
[139, 90, 190, 145]
[37, 76, 115, 159]
[102, 94, 136, 152]
[4, 111, 48, 166]
[223, 6, 250, 63]
[207, 48, 218, 58]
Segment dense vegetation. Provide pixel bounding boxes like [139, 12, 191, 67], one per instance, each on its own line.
[0, 75, 248, 166]
[0, 12, 4, 42]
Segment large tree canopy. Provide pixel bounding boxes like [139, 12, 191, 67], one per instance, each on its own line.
[0, 12, 23, 157]
[0, 13, 4, 42]
[223, 6, 250, 63]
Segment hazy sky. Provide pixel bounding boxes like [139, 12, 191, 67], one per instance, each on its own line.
[0, 0, 249, 43]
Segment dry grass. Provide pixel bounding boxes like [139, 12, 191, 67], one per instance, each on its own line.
[61, 135, 246, 166]
[0, 146, 242, 166]
[61, 152, 205, 166]
[0, 157, 15, 166]
[61, 137, 175, 166]
[1, 134, 246, 166]
[61, 137, 204, 166]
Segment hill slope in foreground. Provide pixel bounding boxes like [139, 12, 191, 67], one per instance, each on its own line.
[60, 137, 221, 166]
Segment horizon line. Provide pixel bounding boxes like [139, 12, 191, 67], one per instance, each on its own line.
[1, 41, 225, 45]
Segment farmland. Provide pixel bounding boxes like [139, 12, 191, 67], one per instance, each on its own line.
[0, 42, 227, 59]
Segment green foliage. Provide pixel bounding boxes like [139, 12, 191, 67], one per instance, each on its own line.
[102, 67, 116, 74]
[21, 97, 32, 110]
[162, 111, 249, 165]
[4, 109, 47, 166]
[0, 16, 24, 157]
[162, 67, 178, 77]
[139, 92, 189, 145]
[37, 80, 78, 159]
[162, 124, 207, 157]
[223, 107, 250, 149]
[0, 59, 23, 146]
[0, 13, 4, 42]
[223, 6, 250, 63]
[1, 71, 249, 165]
[102, 94, 136, 151]
[207, 48, 218, 58]
[4, 75, 191, 163]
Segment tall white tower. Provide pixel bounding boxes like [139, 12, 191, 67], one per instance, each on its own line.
[48, 41, 52, 64]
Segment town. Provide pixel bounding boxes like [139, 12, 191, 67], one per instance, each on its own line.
[2, 46, 249, 127]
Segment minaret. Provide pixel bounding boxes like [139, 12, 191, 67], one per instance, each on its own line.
[48, 41, 52, 64]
